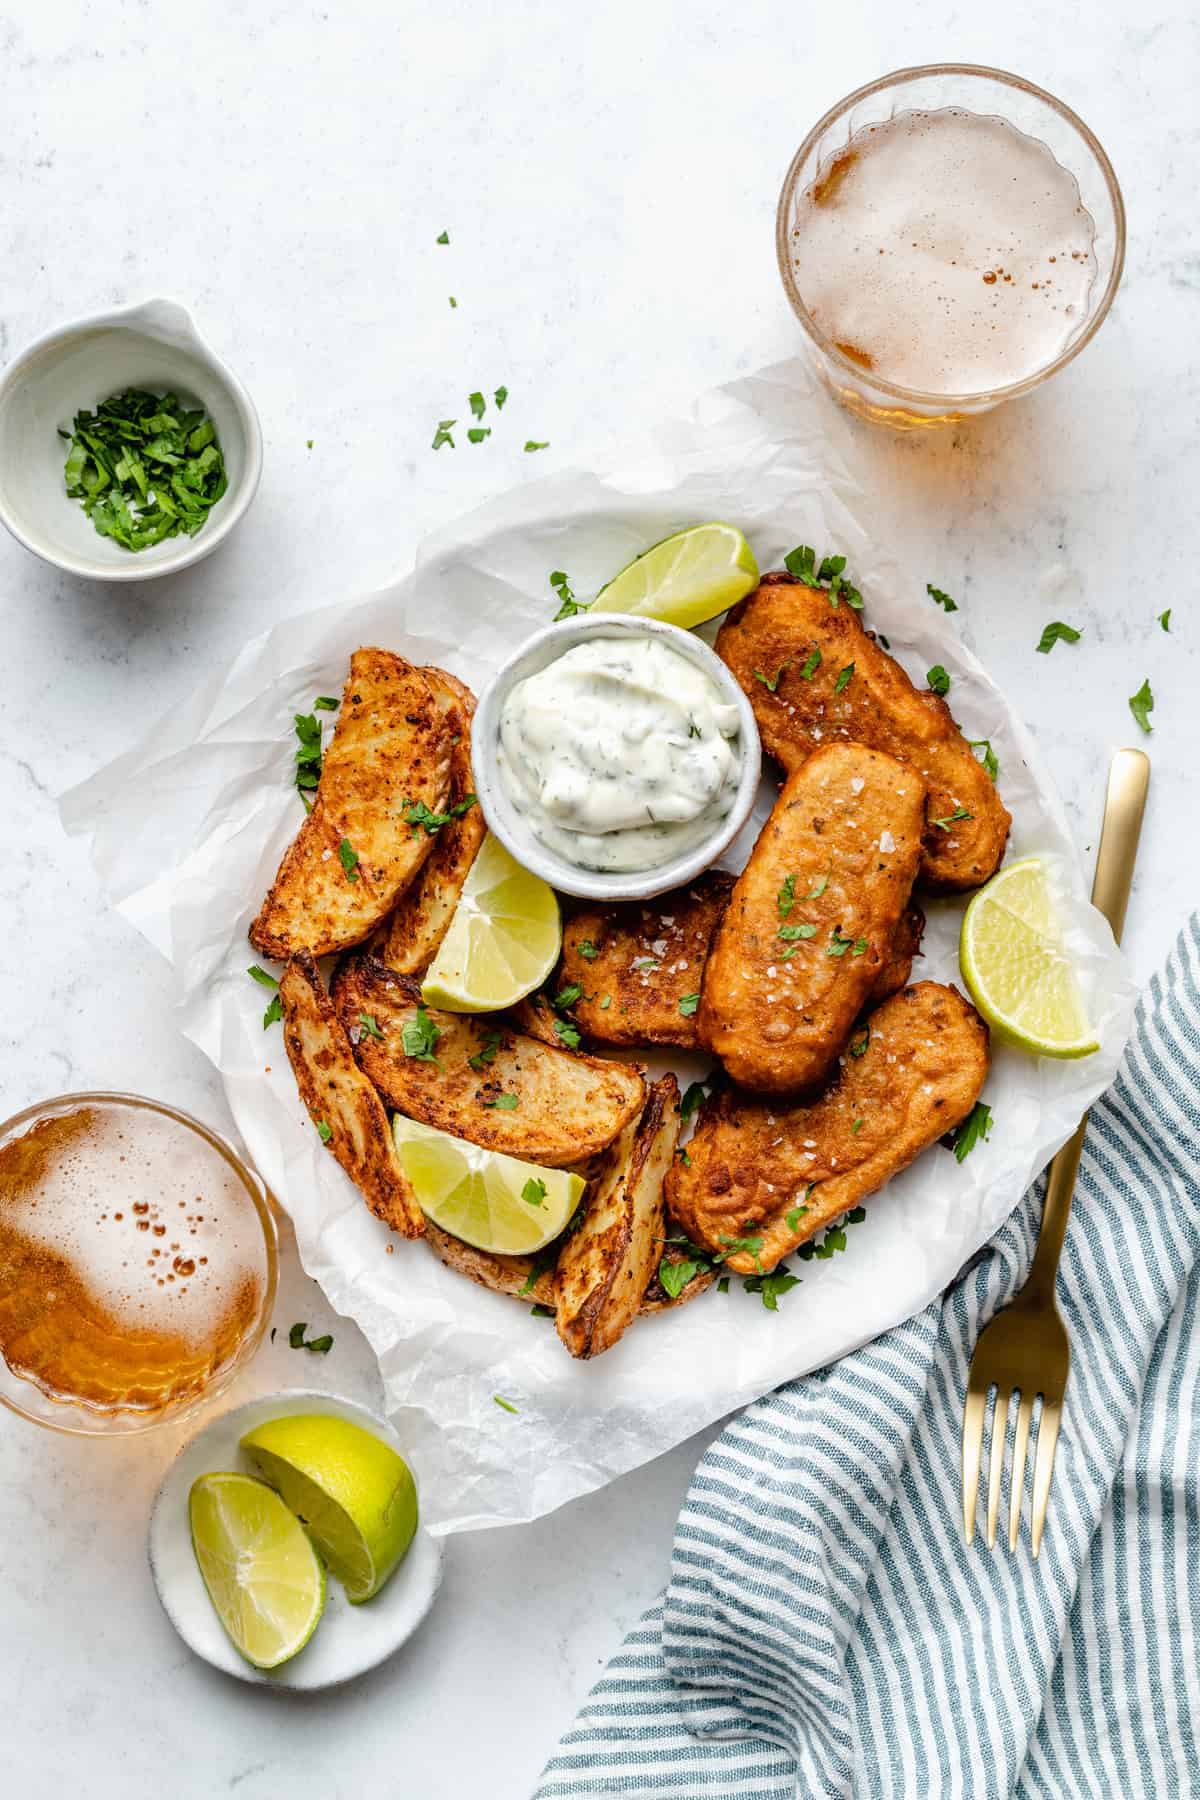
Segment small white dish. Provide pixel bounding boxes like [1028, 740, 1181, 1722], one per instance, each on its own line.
[148, 1389, 444, 1690]
[0, 297, 262, 582]
[472, 612, 762, 902]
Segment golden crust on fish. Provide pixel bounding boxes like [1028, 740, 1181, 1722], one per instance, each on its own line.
[279, 952, 424, 1238]
[374, 667, 486, 975]
[715, 575, 1011, 891]
[561, 872, 735, 1049]
[331, 956, 646, 1166]
[698, 745, 926, 1093]
[874, 903, 925, 1003]
[250, 649, 453, 960]
[668, 982, 989, 1272]
[554, 1076, 680, 1358]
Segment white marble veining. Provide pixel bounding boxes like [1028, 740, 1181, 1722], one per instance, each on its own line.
[2, 4, 1198, 1796]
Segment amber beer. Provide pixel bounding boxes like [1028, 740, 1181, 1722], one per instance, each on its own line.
[0, 1095, 275, 1430]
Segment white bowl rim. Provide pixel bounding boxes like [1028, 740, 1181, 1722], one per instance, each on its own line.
[471, 611, 762, 902]
[0, 294, 263, 583]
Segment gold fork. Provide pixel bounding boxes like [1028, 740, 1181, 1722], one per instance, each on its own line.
[962, 748, 1150, 1556]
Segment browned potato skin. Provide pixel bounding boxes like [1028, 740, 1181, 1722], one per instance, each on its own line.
[422, 1218, 556, 1305]
[555, 1076, 680, 1358]
[373, 667, 486, 975]
[279, 952, 424, 1238]
[561, 872, 735, 1049]
[716, 575, 1011, 892]
[698, 745, 926, 1094]
[250, 650, 453, 960]
[668, 982, 989, 1273]
[331, 956, 646, 1166]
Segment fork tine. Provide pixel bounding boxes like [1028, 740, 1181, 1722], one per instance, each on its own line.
[962, 1381, 988, 1543]
[1008, 1391, 1036, 1551]
[1030, 1398, 1062, 1559]
[985, 1389, 1009, 1548]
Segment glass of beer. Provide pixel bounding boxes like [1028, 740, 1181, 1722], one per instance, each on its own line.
[0, 1093, 278, 1435]
[776, 65, 1125, 429]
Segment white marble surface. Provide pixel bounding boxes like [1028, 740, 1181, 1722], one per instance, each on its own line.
[2, 4, 1199, 1796]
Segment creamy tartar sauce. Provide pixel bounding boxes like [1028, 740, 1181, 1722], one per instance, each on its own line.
[497, 635, 742, 873]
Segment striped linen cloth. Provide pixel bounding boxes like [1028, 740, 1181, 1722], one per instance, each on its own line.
[537, 919, 1200, 1798]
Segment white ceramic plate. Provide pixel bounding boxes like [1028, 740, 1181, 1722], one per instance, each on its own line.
[148, 1389, 444, 1689]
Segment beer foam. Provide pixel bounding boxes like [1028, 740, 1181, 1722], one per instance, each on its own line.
[0, 1103, 267, 1346]
[790, 107, 1098, 394]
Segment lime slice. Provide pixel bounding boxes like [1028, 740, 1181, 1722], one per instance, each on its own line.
[960, 856, 1099, 1058]
[393, 1114, 584, 1254]
[421, 832, 561, 1012]
[592, 522, 759, 629]
[240, 1413, 419, 1604]
[189, 1472, 325, 1668]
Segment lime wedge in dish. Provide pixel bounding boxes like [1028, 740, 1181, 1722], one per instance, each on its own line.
[592, 522, 759, 629]
[393, 1114, 584, 1255]
[189, 1471, 325, 1668]
[240, 1413, 418, 1604]
[959, 856, 1099, 1058]
[421, 832, 560, 1012]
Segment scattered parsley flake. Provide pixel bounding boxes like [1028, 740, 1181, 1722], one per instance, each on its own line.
[436, 230, 449, 244]
[288, 1322, 332, 1352]
[1129, 679, 1154, 734]
[851, 1117, 864, 1135]
[357, 1012, 384, 1042]
[314, 695, 339, 711]
[262, 994, 283, 1029]
[800, 645, 822, 680]
[806, 873, 829, 901]
[1159, 609, 1171, 632]
[577, 939, 599, 961]
[553, 984, 584, 1011]
[521, 1178, 547, 1209]
[549, 569, 585, 621]
[680, 1080, 708, 1121]
[493, 1395, 519, 1414]
[599, 995, 611, 1010]
[401, 1006, 441, 1064]
[553, 1018, 582, 1051]
[834, 663, 855, 695]
[469, 392, 486, 420]
[486, 1092, 519, 1111]
[779, 922, 817, 942]
[718, 1233, 765, 1273]
[432, 419, 456, 449]
[754, 662, 789, 692]
[248, 965, 278, 991]
[468, 1030, 502, 1071]
[927, 584, 958, 612]
[785, 1203, 809, 1232]
[931, 806, 972, 831]
[947, 1101, 992, 1163]
[316, 1120, 332, 1143]
[678, 992, 701, 1017]
[494, 385, 508, 409]
[784, 546, 862, 609]
[524, 440, 549, 452]
[658, 1256, 701, 1300]
[338, 837, 360, 880]
[717, 1275, 730, 1293]
[969, 738, 999, 781]
[827, 927, 855, 958]
[448, 296, 457, 308]
[742, 1266, 801, 1311]
[777, 874, 797, 919]
[849, 1030, 870, 1058]
[927, 664, 951, 696]
[294, 711, 324, 795]
[1037, 620, 1082, 653]
[467, 427, 491, 444]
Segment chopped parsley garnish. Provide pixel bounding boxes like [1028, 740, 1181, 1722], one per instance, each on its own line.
[314, 695, 339, 711]
[494, 385, 508, 409]
[718, 1233, 765, 1272]
[403, 795, 478, 835]
[521, 1178, 547, 1209]
[688, 717, 702, 738]
[717, 1275, 730, 1293]
[576, 939, 600, 961]
[807, 873, 829, 900]
[599, 995, 611, 1009]
[778, 922, 817, 942]
[969, 739, 1000, 781]
[827, 926, 856, 957]
[946, 1101, 992, 1163]
[288, 1322, 333, 1353]
[485, 1092, 519, 1110]
[262, 994, 283, 1029]
[553, 984, 584, 1011]
[248, 965, 278, 990]
[931, 807, 972, 831]
[553, 1018, 582, 1050]
[678, 992, 701, 1017]
[1129, 679, 1154, 734]
[468, 1030, 502, 1071]
[797, 1206, 867, 1261]
[833, 663, 855, 695]
[778, 874, 797, 919]
[493, 1394, 519, 1414]
[401, 1006, 441, 1064]
[675, 1147, 691, 1166]
[469, 392, 486, 420]
[61, 387, 227, 551]
[784, 544, 862, 608]
[658, 1256, 702, 1300]
[742, 1266, 800, 1310]
[524, 440, 549, 452]
[549, 569, 585, 620]
[467, 427, 490, 444]
[316, 1120, 333, 1143]
[632, 957, 659, 971]
[432, 419, 456, 450]
[448, 296, 457, 308]
[680, 1080, 708, 1121]
[338, 837, 360, 880]
[851, 1117, 863, 1135]
[927, 584, 958, 612]
[357, 1012, 384, 1041]
[849, 1029, 870, 1058]
[1036, 620, 1082, 653]
[294, 712, 325, 796]
[927, 664, 951, 696]
[754, 662, 789, 692]
[800, 645, 822, 680]
[1159, 608, 1171, 632]
[529, 1303, 555, 1318]
[436, 230, 449, 244]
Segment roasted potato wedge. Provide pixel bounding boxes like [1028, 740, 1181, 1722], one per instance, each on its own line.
[422, 1217, 556, 1305]
[250, 649, 452, 960]
[373, 667, 486, 975]
[332, 956, 646, 1166]
[716, 574, 1011, 891]
[279, 952, 424, 1238]
[554, 1075, 680, 1358]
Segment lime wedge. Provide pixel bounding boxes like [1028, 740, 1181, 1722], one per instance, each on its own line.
[239, 1413, 418, 1604]
[393, 1114, 584, 1254]
[421, 832, 561, 1012]
[592, 522, 759, 629]
[960, 856, 1099, 1058]
[189, 1472, 325, 1668]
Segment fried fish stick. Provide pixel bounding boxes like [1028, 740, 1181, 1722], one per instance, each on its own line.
[716, 575, 1011, 891]
[667, 982, 989, 1273]
[697, 744, 926, 1093]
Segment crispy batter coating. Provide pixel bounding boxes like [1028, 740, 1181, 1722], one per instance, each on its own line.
[331, 956, 645, 1166]
[250, 649, 452, 959]
[373, 667, 486, 975]
[716, 575, 1011, 891]
[279, 952, 424, 1238]
[698, 744, 926, 1093]
[667, 982, 989, 1272]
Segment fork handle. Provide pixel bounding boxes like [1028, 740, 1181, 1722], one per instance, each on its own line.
[1027, 749, 1150, 1297]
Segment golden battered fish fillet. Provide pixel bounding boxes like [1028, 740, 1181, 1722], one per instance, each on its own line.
[250, 649, 453, 960]
[373, 667, 486, 975]
[716, 574, 1011, 892]
[279, 952, 424, 1238]
[667, 981, 989, 1273]
[698, 744, 926, 1093]
[874, 903, 925, 1003]
[331, 956, 646, 1166]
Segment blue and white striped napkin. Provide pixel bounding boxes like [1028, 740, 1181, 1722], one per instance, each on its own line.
[537, 920, 1200, 1798]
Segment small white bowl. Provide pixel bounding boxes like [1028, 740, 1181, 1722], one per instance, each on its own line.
[0, 297, 262, 582]
[472, 612, 762, 902]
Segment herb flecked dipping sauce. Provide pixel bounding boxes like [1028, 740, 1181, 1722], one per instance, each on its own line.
[496, 634, 743, 875]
